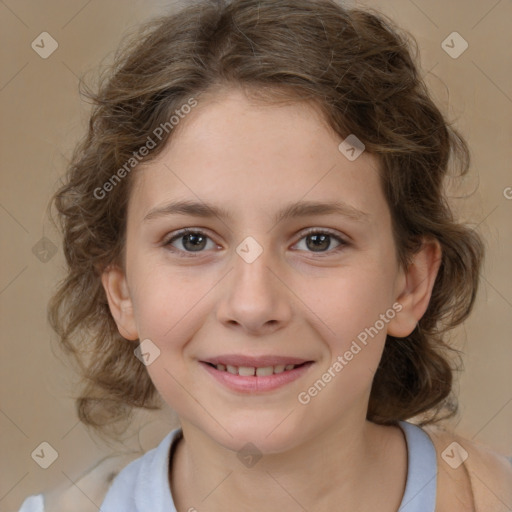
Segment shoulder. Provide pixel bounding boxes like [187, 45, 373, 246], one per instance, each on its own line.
[421, 423, 512, 512]
[44, 451, 143, 512]
[18, 428, 179, 512]
[17, 451, 141, 512]
[18, 441, 166, 512]
[18, 495, 44, 512]
[99, 429, 178, 510]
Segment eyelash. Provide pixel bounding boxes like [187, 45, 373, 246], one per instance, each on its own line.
[162, 228, 349, 258]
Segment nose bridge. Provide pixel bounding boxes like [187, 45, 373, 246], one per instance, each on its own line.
[232, 237, 278, 306]
[216, 235, 291, 333]
[235, 240, 274, 293]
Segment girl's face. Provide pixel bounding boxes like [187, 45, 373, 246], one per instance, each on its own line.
[104, 88, 435, 453]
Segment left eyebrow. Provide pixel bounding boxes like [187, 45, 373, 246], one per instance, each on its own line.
[143, 199, 370, 224]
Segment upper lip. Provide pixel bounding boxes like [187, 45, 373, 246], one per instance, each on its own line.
[201, 355, 312, 368]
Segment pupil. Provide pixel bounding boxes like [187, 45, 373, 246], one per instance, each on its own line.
[184, 233, 206, 251]
[307, 234, 330, 252]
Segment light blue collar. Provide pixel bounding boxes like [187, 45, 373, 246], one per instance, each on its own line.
[398, 421, 437, 512]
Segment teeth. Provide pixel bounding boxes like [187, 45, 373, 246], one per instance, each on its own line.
[214, 363, 300, 375]
[226, 365, 237, 375]
[238, 366, 255, 376]
[256, 366, 274, 376]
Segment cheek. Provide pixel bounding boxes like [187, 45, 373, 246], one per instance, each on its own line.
[128, 258, 216, 343]
[307, 262, 397, 337]
[297, 274, 395, 409]
[302, 261, 398, 394]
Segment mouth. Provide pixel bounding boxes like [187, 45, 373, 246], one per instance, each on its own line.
[199, 356, 315, 393]
[202, 361, 310, 376]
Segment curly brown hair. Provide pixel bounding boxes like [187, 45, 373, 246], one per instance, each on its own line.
[49, 0, 484, 434]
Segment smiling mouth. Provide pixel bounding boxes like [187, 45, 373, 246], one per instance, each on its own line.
[203, 361, 311, 376]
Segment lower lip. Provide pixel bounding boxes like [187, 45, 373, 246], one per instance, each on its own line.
[200, 362, 314, 393]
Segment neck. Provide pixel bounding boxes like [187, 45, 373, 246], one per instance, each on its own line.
[170, 417, 407, 512]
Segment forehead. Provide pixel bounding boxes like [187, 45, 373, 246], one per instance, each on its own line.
[129, 88, 388, 226]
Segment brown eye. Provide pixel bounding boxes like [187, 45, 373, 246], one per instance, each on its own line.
[293, 230, 348, 255]
[164, 229, 216, 255]
[179, 232, 208, 251]
[306, 233, 331, 252]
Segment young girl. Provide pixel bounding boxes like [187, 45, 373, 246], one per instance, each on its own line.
[19, 0, 512, 510]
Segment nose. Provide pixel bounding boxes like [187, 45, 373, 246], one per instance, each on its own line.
[216, 243, 293, 336]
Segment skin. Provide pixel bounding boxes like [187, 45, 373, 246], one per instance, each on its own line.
[103, 87, 441, 512]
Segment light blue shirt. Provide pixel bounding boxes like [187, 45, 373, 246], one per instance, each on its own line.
[19, 420, 437, 511]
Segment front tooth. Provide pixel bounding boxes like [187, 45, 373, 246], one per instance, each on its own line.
[216, 363, 226, 371]
[284, 364, 295, 371]
[226, 365, 238, 375]
[238, 366, 256, 376]
[256, 366, 274, 376]
[273, 365, 285, 374]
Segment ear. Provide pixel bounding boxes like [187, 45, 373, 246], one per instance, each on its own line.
[387, 238, 442, 338]
[101, 265, 139, 341]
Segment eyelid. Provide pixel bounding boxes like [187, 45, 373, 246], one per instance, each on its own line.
[297, 226, 348, 242]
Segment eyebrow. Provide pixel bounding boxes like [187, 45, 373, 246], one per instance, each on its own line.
[143, 199, 369, 225]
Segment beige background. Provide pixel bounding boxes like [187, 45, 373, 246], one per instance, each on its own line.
[1, 0, 511, 510]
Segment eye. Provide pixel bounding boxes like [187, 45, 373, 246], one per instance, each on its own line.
[163, 229, 218, 256]
[293, 229, 348, 255]
[163, 227, 349, 258]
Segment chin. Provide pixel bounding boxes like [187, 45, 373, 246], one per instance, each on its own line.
[207, 415, 307, 455]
